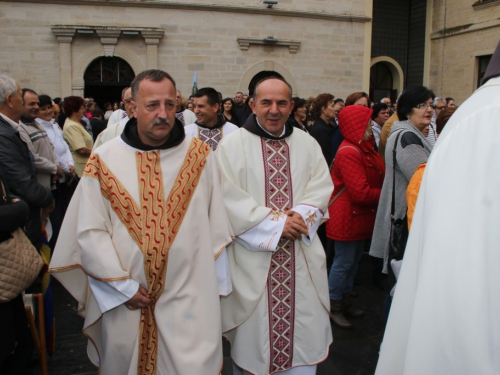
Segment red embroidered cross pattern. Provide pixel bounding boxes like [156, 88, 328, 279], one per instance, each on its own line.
[261, 138, 296, 374]
[199, 128, 222, 151]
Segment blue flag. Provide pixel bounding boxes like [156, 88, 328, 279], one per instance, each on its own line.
[192, 68, 198, 95]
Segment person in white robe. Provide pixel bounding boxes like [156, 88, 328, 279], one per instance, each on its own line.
[93, 87, 132, 150]
[375, 40, 500, 375]
[49, 70, 233, 375]
[105, 87, 130, 127]
[217, 77, 333, 375]
[184, 87, 239, 151]
[175, 90, 196, 126]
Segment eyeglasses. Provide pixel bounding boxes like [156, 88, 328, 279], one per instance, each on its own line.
[435, 105, 446, 110]
[415, 103, 435, 110]
[124, 99, 132, 103]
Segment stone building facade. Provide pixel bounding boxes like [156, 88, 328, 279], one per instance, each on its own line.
[0, 0, 373, 103]
[429, 0, 500, 104]
[1, 0, 499, 106]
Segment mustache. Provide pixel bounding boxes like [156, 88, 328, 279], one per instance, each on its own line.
[153, 118, 170, 125]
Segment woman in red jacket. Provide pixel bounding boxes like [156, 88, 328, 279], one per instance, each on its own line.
[326, 105, 385, 329]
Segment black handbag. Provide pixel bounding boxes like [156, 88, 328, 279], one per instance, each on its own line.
[388, 131, 409, 261]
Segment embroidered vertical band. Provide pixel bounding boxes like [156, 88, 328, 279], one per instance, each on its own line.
[261, 138, 296, 374]
[84, 139, 211, 375]
[136, 139, 210, 375]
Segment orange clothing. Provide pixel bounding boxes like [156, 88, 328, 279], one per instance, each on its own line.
[406, 163, 426, 230]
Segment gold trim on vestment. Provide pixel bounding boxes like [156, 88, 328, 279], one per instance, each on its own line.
[83, 331, 102, 375]
[84, 154, 143, 250]
[214, 237, 233, 260]
[83, 143, 210, 375]
[49, 264, 131, 282]
[136, 139, 211, 375]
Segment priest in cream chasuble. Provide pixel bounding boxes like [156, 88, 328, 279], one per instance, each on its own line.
[184, 87, 239, 151]
[49, 70, 233, 375]
[217, 77, 333, 375]
[375, 42, 500, 375]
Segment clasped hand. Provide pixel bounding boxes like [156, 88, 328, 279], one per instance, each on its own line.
[281, 210, 309, 241]
[125, 285, 153, 310]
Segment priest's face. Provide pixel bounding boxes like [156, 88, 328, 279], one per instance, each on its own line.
[132, 78, 176, 147]
[193, 95, 219, 128]
[250, 79, 294, 137]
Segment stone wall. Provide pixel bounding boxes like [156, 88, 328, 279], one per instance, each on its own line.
[430, 1, 500, 104]
[0, 1, 371, 101]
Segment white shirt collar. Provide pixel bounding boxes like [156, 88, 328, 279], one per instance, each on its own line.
[0, 112, 20, 130]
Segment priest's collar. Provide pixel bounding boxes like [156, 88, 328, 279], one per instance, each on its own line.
[242, 114, 293, 140]
[121, 117, 185, 151]
[195, 113, 226, 130]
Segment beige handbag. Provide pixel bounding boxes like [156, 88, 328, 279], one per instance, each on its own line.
[0, 181, 44, 302]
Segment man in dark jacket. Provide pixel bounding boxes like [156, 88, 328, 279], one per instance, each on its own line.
[0, 74, 54, 250]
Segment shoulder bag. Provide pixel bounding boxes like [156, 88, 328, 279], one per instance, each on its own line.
[388, 131, 409, 261]
[0, 181, 44, 302]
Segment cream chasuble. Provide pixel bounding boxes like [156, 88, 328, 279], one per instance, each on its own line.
[49, 135, 233, 375]
[375, 76, 500, 375]
[217, 124, 333, 375]
[184, 121, 239, 151]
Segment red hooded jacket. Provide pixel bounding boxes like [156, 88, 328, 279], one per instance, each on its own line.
[326, 105, 385, 241]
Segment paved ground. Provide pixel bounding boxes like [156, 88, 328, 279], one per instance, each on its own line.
[30, 252, 385, 375]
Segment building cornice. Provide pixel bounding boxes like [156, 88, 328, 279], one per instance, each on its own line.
[472, 0, 500, 10]
[2, 0, 372, 23]
[431, 18, 500, 40]
[237, 38, 301, 54]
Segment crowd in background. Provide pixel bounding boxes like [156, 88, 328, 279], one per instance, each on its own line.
[0, 73, 459, 373]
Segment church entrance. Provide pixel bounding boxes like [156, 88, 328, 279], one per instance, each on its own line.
[370, 61, 397, 105]
[84, 56, 135, 111]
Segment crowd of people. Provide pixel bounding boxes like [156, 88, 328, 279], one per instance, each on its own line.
[0, 51, 495, 375]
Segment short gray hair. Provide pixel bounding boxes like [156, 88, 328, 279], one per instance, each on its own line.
[0, 74, 18, 106]
[131, 70, 176, 100]
[121, 86, 131, 100]
[434, 96, 445, 105]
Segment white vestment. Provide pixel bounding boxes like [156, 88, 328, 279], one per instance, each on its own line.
[175, 109, 196, 126]
[106, 109, 127, 127]
[217, 125, 333, 375]
[184, 122, 239, 151]
[376, 76, 500, 374]
[93, 116, 129, 150]
[49, 135, 233, 375]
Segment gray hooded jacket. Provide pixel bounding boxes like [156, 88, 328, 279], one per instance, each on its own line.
[369, 120, 432, 272]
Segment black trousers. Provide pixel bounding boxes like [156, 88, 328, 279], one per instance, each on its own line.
[0, 294, 34, 374]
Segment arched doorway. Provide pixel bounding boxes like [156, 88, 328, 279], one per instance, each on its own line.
[239, 61, 298, 96]
[369, 57, 404, 105]
[84, 56, 135, 111]
[370, 62, 395, 104]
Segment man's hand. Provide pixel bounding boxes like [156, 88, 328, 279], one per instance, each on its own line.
[282, 210, 308, 241]
[56, 165, 64, 178]
[124, 285, 153, 310]
[53, 165, 64, 182]
[66, 165, 75, 185]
